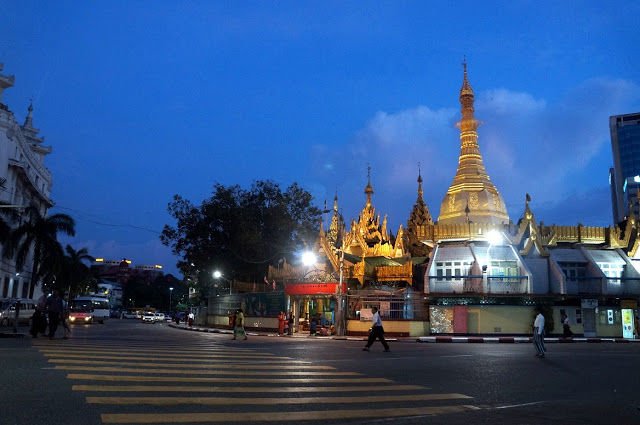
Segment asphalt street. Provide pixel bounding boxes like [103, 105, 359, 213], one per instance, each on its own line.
[1, 320, 639, 425]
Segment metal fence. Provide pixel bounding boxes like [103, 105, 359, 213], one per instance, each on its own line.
[345, 291, 428, 321]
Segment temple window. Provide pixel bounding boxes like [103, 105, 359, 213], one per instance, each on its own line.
[559, 262, 587, 281]
[435, 261, 472, 282]
[597, 262, 624, 279]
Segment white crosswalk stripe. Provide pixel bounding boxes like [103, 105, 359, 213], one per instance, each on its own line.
[35, 340, 479, 423]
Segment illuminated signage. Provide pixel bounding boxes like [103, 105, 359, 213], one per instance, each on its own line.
[284, 282, 338, 295]
[622, 309, 634, 339]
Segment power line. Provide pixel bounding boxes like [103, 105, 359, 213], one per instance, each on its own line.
[52, 205, 162, 235]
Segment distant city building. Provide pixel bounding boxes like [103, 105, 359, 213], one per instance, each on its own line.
[0, 64, 53, 300]
[91, 258, 165, 284]
[610, 112, 640, 223]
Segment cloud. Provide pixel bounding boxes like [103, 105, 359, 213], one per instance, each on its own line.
[327, 77, 639, 229]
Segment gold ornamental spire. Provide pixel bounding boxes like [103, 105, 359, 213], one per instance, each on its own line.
[437, 62, 509, 225]
[364, 164, 373, 206]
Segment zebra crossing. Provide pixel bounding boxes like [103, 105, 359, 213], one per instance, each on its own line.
[34, 340, 479, 424]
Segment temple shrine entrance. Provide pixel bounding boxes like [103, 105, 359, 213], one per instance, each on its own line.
[285, 282, 339, 335]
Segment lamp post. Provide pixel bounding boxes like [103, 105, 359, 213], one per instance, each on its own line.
[169, 287, 174, 314]
[335, 249, 346, 336]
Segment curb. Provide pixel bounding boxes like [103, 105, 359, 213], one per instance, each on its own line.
[168, 324, 640, 344]
[0, 332, 26, 338]
[168, 324, 399, 341]
[416, 336, 640, 343]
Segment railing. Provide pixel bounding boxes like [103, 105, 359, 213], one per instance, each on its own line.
[345, 292, 428, 320]
[427, 275, 529, 295]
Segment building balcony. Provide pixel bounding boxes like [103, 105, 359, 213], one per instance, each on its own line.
[427, 275, 529, 295]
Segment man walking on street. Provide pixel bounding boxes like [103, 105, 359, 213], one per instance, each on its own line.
[46, 290, 64, 340]
[533, 306, 546, 358]
[363, 306, 390, 352]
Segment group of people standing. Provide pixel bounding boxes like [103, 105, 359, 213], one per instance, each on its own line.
[277, 311, 294, 336]
[30, 290, 70, 340]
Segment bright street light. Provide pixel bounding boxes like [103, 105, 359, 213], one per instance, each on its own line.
[301, 251, 317, 267]
[213, 270, 231, 294]
[487, 230, 503, 246]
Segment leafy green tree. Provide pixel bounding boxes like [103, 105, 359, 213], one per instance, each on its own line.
[161, 180, 321, 296]
[9, 206, 75, 297]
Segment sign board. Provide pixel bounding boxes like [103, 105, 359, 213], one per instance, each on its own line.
[622, 309, 635, 339]
[581, 299, 598, 309]
[285, 282, 338, 296]
[359, 308, 373, 321]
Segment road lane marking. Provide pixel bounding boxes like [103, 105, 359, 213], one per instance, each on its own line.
[73, 384, 427, 393]
[55, 365, 360, 376]
[67, 373, 392, 384]
[440, 355, 474, 358]
[88, 393, 472, 405]
[38, 349, 275, 358]
[40, 353, 307, 363]
[493, 401, 546, 409]
[47, 359, 332, 369]
[101, 406, 479, 423]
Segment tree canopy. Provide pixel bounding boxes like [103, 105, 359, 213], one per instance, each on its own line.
[161, 180, 322, 295]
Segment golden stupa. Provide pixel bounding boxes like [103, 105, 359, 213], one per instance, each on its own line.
[437, 62, 509, 225]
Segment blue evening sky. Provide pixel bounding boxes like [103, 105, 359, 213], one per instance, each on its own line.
[1, 1, 639, 277]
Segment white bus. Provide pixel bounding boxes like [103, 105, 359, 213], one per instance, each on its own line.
[69, 296, 110, 324]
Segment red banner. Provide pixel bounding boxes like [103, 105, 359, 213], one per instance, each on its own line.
[285, 282, 338, 295]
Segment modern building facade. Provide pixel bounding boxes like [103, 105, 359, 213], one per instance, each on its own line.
[0, 64, 53, 301]
[610, 112, 640, 223]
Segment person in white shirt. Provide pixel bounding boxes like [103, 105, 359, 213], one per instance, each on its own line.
[533, 307, 546, 358]
[363, 306, 390, 352]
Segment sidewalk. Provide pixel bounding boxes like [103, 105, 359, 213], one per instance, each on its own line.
[0, 324, 27, 338]
[169, 323, 640, 343]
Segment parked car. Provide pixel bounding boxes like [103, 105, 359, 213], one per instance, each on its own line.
[141, 311, 155, 323]
[122, 311, 138, 319]
[154, 312, 165, 322]
[0, 298, 36, 326]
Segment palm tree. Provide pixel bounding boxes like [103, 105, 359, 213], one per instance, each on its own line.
[61, 245, 96, 297]
[10, 206, 75, 297]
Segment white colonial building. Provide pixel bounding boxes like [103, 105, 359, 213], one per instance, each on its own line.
[0, 64, 54, 300]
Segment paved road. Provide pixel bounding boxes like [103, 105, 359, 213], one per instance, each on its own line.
[2, 320, 639, 424]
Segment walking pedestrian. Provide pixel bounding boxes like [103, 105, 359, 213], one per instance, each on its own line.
[362, 306, 390, 352]
[46, 290, 64, 339]
[533, 307, 546, 357]
[561, 312, 573, 338]
[188, 311, 194, 327]
[277, 311, 286, 335]
[232, 308, 248, 340]
[60, 296, 71, 339]
[30, 294, 48, 338]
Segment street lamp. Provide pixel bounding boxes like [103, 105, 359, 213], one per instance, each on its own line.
[213, 270, 232, 294]
[169, 287, 174, 313]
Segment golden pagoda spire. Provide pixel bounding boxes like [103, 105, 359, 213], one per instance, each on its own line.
[364, 164, 373, 207]
[437, 61, 509, 226]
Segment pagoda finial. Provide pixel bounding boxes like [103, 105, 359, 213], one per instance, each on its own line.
[333, 191, 338, 212]
[364, 164, 374, 206]
[23, 99, 34, 128]
[460, 58, 474, 100]
[417, 163, 423, 200]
